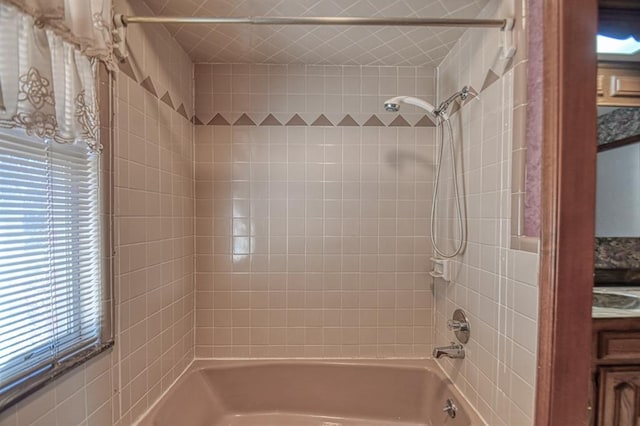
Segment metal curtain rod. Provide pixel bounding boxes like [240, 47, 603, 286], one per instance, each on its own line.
[118, 15, 509, 30]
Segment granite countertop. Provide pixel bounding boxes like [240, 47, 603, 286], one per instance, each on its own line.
[594, 238, 640, 270]
[593, 287, 640, 318]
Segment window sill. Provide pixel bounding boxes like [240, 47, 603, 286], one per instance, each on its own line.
[0, 340, 114, 413]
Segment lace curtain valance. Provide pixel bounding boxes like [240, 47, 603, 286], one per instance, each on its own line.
[0, 3, 100, 151]
[3, 0, 113, 63]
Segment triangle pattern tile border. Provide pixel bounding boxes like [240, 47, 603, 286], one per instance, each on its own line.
[160, 91, 174, 109]
[363, 115, 385, 127]
[130, 71, 195, 123]
[118, 59, 138, 83]
[389, 115, 411, 127]
[234, 113, 257, 126]
[260, 114, 283, 126]
[337, 114, 359, 126]
[177, 104, 189, 120]
[200, 112, 426, 127]
[415, 115, 436, 127]
[311, 114, 334, 126]
[208, 113, 230, 126]
[481, 70, 500, 92]
[140, 76, 158, 97]
[286, 114, 307, 126]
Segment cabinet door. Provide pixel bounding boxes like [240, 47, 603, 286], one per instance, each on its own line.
[598, 367, 640, 426]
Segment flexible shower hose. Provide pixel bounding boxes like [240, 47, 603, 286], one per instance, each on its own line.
[430, 116, 466, 258]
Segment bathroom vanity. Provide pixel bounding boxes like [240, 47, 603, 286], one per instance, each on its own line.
[590, 77, 640, 425]
[590, 246, 640, 421]
[591, 313, 640, 425]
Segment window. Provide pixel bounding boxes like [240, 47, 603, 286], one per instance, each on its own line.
[0, 127, 112, 410]
[597, 34, 640, 55]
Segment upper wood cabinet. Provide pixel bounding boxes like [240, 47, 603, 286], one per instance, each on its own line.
[598, 62, 640, 106]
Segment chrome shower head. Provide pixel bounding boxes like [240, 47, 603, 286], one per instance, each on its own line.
[384, 102, 400, 112]
[384, 87, 470, 121]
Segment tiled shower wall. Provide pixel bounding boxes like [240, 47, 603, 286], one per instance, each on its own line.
[194, 64, 439, 358]
[433, 0, 540, 425]
[111, 0, 195, 419]
[0, 1, 195, 425]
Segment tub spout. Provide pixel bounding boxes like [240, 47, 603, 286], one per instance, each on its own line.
[433, 343, 465, 359]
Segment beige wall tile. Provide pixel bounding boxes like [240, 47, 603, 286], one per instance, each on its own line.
[1, 0, 194, 425]
[194, 63, 437, 358]
[432, 0, 540, 424]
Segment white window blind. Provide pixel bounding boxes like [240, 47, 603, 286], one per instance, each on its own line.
[0, 128, 104, 402]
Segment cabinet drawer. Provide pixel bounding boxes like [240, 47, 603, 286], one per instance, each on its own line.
[597, 62, 640, 107]
[610, 75, 640, 97]
[598, 331, 640, 362]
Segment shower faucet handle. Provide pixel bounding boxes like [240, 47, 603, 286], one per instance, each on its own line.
[448, 309, 470, 344]
[447, 319, 469, 332]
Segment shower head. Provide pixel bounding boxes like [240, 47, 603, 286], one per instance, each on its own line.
[384, 102, 400, 112]
[383, 96, 437, 117]
[384, 87, 470, 120]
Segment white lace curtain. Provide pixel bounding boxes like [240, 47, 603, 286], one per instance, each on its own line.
[0, 2, 109, 151]
[4, 0, 113, 61]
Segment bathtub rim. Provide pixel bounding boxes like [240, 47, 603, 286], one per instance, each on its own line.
[133, 357, 487, 426]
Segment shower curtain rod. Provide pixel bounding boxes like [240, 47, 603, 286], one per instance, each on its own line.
[116, 15, 509, 30]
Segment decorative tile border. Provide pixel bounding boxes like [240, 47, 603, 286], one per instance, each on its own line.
[119, 56, 492, 130]
[191, 112, 438, 127]
[191, 84, 481, 128]
[118, 59, 194, 123]
[119, 56, 491, 130]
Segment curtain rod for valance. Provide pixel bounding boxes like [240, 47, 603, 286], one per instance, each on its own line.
[114, 15, 510, 30]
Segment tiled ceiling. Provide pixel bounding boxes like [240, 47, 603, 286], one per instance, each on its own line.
[140, 0, 490, 66]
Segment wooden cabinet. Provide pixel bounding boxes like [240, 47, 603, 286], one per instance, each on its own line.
[598, 367, 640, 426]
[598, 62, 640, 107]
[592, 318, 640, 425]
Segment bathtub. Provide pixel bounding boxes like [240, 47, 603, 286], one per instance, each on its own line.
[137, 359, 484, 426]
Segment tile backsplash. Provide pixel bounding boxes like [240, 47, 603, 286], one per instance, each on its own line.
[194, 64, 439, 358]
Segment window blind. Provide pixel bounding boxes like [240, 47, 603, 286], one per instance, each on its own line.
[0, 128, 102, 397]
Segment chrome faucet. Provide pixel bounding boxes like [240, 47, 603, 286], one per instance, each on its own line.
[433, 343, 465, 359]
